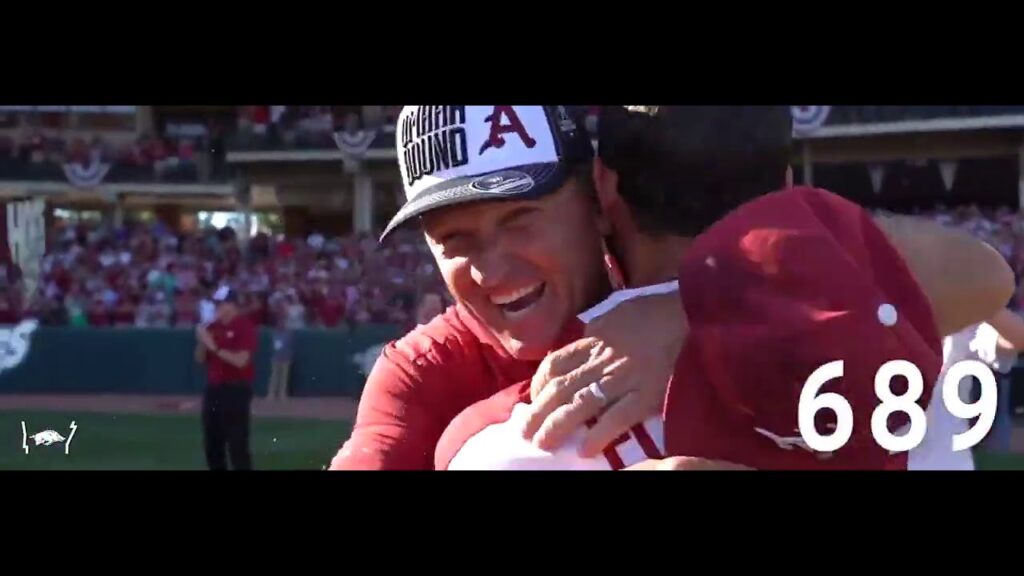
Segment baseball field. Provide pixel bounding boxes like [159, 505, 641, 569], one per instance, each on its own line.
[2, 394, 1023, 470]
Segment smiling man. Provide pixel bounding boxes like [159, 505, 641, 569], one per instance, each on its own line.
[331, 106, 612, 469]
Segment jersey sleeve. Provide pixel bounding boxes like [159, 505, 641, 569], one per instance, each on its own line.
[969, 323, 1018, 374]
[664, 187, 944, 469]
[330, 342, 460, 470]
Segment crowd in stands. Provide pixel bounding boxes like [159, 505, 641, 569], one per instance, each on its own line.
[0, 128, 227, 183]
[231, 106, 404, 151]
[0, 201, 1022, 329]
[1, 106, 589, 182]
[0, 220, 450, 330]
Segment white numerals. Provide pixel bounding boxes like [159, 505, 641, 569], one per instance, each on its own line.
[797, 360, 998, 454]
[941, 360, 998, 452]
[798, 361, 853, 452]
[871, 360, 928, 453]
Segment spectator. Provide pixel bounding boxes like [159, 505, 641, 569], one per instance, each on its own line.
[112, 295, 136, 327]
[307, 230, 325, 252]
[136, 291, 172, 328]
[284, 291, 306, 329]
[175, 288, 200, 327]
[65, 288, 89, 327]
[195, 286, 257, 470]
[87, 293, 112, 327]
[316, 285, 346, 328]
[267, 315, 293, 400]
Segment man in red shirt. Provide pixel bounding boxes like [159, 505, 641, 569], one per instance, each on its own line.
[331, 106, 1012, 470]
[331, 106, 609, 469]
[195, 286, 258, 470]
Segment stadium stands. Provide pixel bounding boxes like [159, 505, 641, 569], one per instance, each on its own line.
[2, 104, 1024, 334]
[7, 221, 449, 329]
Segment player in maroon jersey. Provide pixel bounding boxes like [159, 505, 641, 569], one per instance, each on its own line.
[519, 106, 1013, 469]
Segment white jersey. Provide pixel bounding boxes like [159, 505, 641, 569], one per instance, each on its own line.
[447, 402, 665, 470]
[439, 282, 678, 471]
[908, 322, 1016, 470]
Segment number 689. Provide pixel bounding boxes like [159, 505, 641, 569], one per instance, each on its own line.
[798, 360, 998, 454]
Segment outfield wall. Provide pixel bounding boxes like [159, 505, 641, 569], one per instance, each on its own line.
[0, 325, 402, 397]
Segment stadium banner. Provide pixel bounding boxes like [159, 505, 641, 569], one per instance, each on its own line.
[333, 129, 378, 160]
[791, 106, 832, 133]
[0, 325, 403, 397]
[62, 154, 112, 188]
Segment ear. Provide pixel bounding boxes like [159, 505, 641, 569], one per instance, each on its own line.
[592, 157, 620, 213]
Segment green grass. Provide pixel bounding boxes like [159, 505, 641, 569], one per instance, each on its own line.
[0, 410, 352, 470]
[3, 408, 1023, 470]
[972, 451, 1024, 470]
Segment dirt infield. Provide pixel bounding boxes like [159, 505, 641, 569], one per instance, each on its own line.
[0, 394, 359, 421]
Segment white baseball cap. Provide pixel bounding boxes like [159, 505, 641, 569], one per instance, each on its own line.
[382, 105, 594, 240]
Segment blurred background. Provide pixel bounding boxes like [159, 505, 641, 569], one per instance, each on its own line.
[1, 104, 1024, 469]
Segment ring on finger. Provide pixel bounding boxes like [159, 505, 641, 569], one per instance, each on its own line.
[586, 380, 609, 405]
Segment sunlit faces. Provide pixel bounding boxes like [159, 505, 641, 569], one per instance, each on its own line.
[422, 177, 611, 360]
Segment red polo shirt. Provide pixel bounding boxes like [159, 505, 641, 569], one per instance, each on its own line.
[330, 304, 549, 470]
[206, 315, 258, 385]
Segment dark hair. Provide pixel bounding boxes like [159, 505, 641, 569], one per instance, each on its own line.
[598, 106, 793, 237]
[570, 162, 596, 199]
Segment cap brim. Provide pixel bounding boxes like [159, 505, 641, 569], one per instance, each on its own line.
[379, 162, 570, 241]
[212, 285, 237, 303]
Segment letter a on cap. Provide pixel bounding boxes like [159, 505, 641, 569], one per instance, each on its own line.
[479, 106, 537, 155]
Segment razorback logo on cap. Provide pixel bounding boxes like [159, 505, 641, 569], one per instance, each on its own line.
[396, 106, 559, 202]
[479, 106, 537, 155]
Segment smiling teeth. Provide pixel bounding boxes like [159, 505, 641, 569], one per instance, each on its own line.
[491, 284, 542, 306]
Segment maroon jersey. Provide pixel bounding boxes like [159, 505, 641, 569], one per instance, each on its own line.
[205, 315, 258, 385]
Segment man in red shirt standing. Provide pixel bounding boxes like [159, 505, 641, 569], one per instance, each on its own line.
[195, 286, 258, 470]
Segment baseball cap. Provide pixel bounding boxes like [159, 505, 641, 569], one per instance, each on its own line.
[664, 187, 943, 470]
[212, 285, 238, 304]
[382, 105, 594, 240]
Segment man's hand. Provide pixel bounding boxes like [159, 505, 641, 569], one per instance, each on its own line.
[521, 292, 686, 457]
[195, 325, 216, 351]
[624, 457, 753, 471]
